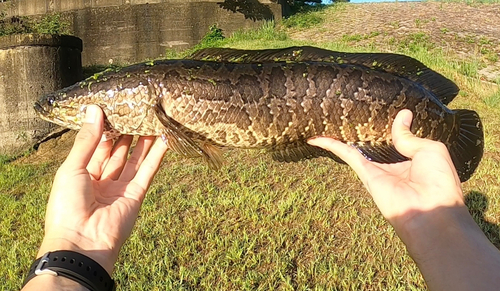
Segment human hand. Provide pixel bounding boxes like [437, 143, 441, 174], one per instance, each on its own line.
[308, 110, 500, 290]
[308, 109, 465, 239]
[37, 105, 168, 275]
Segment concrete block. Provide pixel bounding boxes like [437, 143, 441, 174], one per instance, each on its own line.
[0, 34, 83, 156]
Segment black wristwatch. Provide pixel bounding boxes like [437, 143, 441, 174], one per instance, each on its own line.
[23, 250, 115, 291]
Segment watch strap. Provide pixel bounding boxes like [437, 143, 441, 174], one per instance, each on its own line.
[23, 250, 115, 291]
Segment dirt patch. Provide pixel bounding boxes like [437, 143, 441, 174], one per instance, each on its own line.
[14, 130, 76, 166]
[289, 2, 500, 82]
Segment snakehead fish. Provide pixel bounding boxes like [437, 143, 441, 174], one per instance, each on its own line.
[34, 46, 483, 182]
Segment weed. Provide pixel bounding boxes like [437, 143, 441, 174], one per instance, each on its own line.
[282, 11, 323, 29]
[479, 36, 492, 45]
[342, 33, 363, 42]
[342, 31, 380, 43]
[414, 18, 421, 28]
[414, 18, 430, 28]
[465, 34, 477, 44]
[480, 48, 490, 55]
[390, 20, 400, 29]
[0, 155, 12, 165]
[455, 61, 480, 77]
[0, 14, 33, 36]
[230, 21, 288, 42]
[483, 88, 500, 107]
[0, 12, 70, 36]
[33, 13, 70, 35]
[398, 32, 434, 53]
[485, 52, 498, 62]
[200, 24, 225, 46]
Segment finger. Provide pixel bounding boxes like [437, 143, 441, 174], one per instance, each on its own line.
[131, 137, 169, 198]
[101, 135, 134, 180]
[86, 136, 114, 179]
[62, 105, 104, 170]
[391, 109, 446, 159]
[392, 110, 460, 184]
[307, 137, 374, 181]
[119, 136, 156, 182]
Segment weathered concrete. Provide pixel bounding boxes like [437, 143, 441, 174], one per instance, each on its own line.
[1, 0, 278, 16]
[0, 0, 282, 66]
[0, 34, 82, 156]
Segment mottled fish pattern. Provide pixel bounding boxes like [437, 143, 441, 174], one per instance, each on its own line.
[34, 46, 484, 182]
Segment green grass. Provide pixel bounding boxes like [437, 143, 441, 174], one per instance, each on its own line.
[0, 159, 52, 289]
[282, 11, 324, 29]
[2, 3, 500, 290]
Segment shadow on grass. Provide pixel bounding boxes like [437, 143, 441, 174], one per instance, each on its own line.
[465, 191, 500, 249]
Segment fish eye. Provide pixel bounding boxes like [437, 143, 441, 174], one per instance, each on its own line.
[48, 96, 55, 105]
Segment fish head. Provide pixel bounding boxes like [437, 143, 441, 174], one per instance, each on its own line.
[34, 86, 89, 131]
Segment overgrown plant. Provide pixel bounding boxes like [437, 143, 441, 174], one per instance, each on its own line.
[199, 24, 226, 47]
[0, 12, 33, 36]
[33, 13, 70, 35]
[0, 12, 70, 36]
[230, 21, 288, 42]
[282, 10, 323, 28]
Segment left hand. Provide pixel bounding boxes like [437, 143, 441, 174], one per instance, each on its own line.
[37, 105, 168, 275]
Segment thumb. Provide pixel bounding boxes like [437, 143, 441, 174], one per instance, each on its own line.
[391, 109, 430, 159]
[63, 105, 104, 169]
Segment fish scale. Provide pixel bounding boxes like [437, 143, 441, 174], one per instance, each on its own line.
[34, 46, 484, 182]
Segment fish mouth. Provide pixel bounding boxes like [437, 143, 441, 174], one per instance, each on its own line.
[34, 101, 48, 115]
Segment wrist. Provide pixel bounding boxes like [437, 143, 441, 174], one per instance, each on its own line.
[23, 250, 115, 291]
[38, 237, 117, 276]
[22, 273, 91, 291]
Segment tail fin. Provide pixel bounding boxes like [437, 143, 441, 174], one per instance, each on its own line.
[449, 110, 484, 182]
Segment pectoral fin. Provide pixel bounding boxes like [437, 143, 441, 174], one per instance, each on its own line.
[153, 104, 223, 169]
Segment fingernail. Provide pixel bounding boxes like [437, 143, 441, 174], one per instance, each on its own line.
[401, 110, 412, 128]
[100, 134, 109, 142]
[84, 106, 98, 124]
[307, 137, 319, 145]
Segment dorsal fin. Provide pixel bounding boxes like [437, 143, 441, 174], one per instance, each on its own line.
[189, 46, 459, 105]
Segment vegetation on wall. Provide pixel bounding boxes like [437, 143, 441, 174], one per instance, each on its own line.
[0, 12, 70, 36]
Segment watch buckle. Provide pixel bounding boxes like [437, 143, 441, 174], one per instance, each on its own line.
[34, 252, 58, 276]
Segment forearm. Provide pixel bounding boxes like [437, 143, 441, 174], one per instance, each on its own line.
[400, 206, 500, 291]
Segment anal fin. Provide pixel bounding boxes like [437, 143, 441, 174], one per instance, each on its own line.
[154, 104, 223, 169]
[352, 142, 408, 163]
[270, 141, 346, 164]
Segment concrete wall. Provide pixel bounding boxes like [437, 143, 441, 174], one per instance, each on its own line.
[0, 0, 282, 66]
[0, 34, 82, 156]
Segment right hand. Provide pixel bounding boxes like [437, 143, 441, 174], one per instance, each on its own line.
[308, 109, 465, 236]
